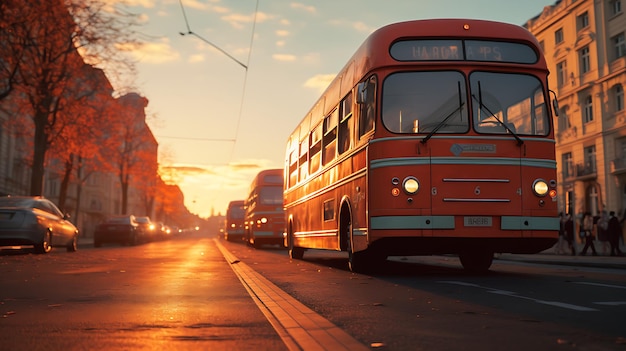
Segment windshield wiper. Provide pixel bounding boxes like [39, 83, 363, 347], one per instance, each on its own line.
[473, 81, 523, 146]
[422, 81, 464, 144]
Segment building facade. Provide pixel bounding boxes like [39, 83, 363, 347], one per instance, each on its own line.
[526, 0, 626, 221]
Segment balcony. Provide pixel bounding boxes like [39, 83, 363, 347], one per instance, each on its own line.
[611, 157, 626, 175]
[574, 163, 597, 181]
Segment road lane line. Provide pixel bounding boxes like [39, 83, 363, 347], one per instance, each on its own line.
[439, 281, 599, 312]
[215, 239, 369, 351]
[573, 281, 626, 289]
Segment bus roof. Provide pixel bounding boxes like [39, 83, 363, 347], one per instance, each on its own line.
[286, 18, 545, 145]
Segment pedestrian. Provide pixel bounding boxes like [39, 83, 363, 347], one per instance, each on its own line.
[579, 212, 597, 256]
[564, 213, 576, 255]
[556, 212, 566, 254]
[597, 210, 610, 255]
[608, 211, 623, 256]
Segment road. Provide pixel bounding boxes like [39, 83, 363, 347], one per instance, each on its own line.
[1, 233, 625, 350]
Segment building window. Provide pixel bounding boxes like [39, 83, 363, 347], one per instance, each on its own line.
[579, 46, 591, 74]
[555, 28, 564, 45]
[556, 60, 567, 87]
[558, 105, 571, 131]
[614, 33, 626, 60]
[562, 152, 573, 178]
[615, 85, 625, 112]
[617, 137, 626, 167]
[583, 95, 593, 123]
[610, 0, 622, 16]
[577, 11, 589, 31]
[584, 145, 597, 173]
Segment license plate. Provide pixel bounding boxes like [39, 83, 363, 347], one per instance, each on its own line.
[0, 213, 12, 220]
[464, 216, 492, 227]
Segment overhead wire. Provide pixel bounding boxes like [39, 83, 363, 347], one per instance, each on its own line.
[177, 0, 259, 166]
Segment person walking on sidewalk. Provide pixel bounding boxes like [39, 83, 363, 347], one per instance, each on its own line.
[580, 212, 597, 256]
[608, 211, 623, 256]
[556, 212, 567, 254]
[564, 213, 576, 255]
[597, 210, 610, 255]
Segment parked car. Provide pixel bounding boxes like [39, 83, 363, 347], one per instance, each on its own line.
[135, 216, 156, 242]
[0, 196, 79, 254]
[154, 222, 172, 240]
[94, 215, 141, 247]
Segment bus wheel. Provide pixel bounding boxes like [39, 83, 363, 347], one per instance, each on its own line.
[290, 246, 304, 259]
[288, 224, 304, 259]
[459, 252, 493, 273]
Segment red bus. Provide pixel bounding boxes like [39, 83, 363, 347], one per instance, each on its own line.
[225, 200, 245, 242]
[284, 19, 559, 273]
[244, 169, 285, 248]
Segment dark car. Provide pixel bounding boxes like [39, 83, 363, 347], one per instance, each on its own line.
[0, 196, 79, 254]
[94, 215, 141, 247]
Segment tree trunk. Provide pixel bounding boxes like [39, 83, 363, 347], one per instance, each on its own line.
[29, 110, 48, 196]
[58, 155, 73, 211]
[121, 176, 129, 215]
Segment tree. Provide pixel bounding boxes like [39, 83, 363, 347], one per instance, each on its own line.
[104, 93, 157, 215]
[48, 64, 117, 212]
[0, 0, 139, 196]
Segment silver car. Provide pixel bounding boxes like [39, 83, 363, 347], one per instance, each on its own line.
[0, 196, 79, 253]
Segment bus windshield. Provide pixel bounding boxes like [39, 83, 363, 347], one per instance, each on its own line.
[229, 207, 245, 219]
[471, 71, 549, 136]
[260, 186, 283, 205]
[382, 71, 549, 136]
[382, 71, 468, 134]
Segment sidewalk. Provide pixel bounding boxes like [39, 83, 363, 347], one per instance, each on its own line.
[498, 247, 626, 270]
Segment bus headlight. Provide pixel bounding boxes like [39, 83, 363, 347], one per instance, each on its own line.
[403, 177, 419, 195]
[532, 179, 549, 197]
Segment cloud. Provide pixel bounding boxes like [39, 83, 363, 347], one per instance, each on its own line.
[273, 54, 297, 62]
[162, 165, 215, 176]
[304, 74, 336, 93]
[122, 38, 180, 64]
[222, 11, 273, 29]
[188, 54, 205, 63]
[290, 3, 316, 14]
[229, 161, 264, 170]
[329, 19, 376, 33]
[113, 0, 155, 8]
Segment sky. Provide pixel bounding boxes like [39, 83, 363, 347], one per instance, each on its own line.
[116, 0, 555, 218]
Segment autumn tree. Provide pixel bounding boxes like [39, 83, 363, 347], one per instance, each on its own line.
[46, 64, 117, 212]
[104, 93, 157, 215]
[0, 0, 139, 196]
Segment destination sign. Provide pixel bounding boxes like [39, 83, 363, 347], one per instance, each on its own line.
[390, 39, 538, 64]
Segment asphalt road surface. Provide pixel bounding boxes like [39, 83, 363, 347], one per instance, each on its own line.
[1, 234, 625, 351]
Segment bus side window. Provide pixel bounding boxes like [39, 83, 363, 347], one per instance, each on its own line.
[338, 92, 353, 154]
[298, 137, 309, 182]
[358, 76, 376, 138]
[288, 143, 298, 187]
[323, 109, 338, 165]
[309, 124, 322, 174]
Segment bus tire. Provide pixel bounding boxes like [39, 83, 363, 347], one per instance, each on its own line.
[290, 247, 304, 260]
[287, 222, 304, 259]
[459, 251, 493, 273]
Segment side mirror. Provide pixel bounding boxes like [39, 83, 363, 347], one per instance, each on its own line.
[550, 90, 559, 117]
